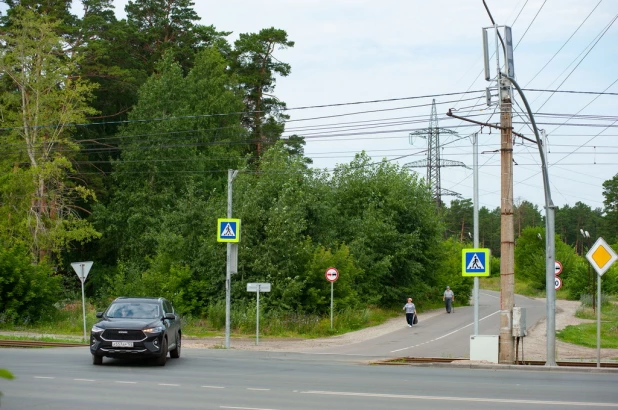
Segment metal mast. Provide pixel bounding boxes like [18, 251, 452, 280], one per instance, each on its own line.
[406, 99, 468, 206]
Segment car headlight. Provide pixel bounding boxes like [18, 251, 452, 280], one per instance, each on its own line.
[143, 326, 165, 333]
[91, 325, 104, 333]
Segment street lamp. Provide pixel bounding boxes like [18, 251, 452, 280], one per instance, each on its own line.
[580, 229, 593, 311]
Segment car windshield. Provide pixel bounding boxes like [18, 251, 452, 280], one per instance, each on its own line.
[107, 302, 160, 319]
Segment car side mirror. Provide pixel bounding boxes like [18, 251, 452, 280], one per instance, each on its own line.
[96, 312, 103, 318]
[164, 313, 176, 320]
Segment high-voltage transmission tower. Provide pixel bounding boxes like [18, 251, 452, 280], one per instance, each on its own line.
[405, 99, 468, 206]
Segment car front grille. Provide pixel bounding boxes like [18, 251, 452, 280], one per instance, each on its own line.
[102, 329, 146, 341]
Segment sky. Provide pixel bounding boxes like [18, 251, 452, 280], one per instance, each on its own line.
[102, 1, 618, 214]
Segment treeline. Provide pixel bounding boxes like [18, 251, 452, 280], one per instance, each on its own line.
[1, 1, 617, 325]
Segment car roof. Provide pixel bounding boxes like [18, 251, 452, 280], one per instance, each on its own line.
[112, 297, 165, 304]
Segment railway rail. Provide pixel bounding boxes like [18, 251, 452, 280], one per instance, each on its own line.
[0, 339, 87, 348]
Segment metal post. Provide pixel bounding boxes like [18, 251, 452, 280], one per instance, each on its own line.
[330, 282, 334, 330]
[225, 169, 238, 349]
[80, 265, 87, 341]
[472, 132, 479, 335]
[597, 274, 602, 367]
[499, 76, 515, 364]
[256, 287, 260, 346]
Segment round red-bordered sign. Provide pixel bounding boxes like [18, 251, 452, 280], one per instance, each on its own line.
[555, 261, 563, 275]
[554, 276, 562, 290]
[325, 267, 339, 283]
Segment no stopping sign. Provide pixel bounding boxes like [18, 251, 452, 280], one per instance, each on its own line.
[325, 267, 339, 282]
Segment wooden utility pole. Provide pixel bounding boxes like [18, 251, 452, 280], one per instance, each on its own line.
[499, 81, 515, 363]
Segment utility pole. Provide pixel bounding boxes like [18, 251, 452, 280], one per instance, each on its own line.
[225, 169, 239, 349]
[499, 79, 515, 363]
[483, 24, 516, 363]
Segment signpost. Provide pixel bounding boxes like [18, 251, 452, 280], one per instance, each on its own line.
[462, 248, 490, 336]
[70, 261, 94, 341]
[325, 267, 339, 330]
[586, 237, 618, 368]
[247, 283, 271, 345]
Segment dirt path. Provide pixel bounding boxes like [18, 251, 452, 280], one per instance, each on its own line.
[184, 299, 618, 361]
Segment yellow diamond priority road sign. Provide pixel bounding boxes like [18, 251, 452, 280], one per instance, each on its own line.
[586, 237, 617, 277]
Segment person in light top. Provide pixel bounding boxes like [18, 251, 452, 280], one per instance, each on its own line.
[402, 298, 416, 327]
[443, 286, 454, 313]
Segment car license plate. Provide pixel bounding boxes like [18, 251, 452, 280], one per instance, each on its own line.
[112, 341, 134, 348]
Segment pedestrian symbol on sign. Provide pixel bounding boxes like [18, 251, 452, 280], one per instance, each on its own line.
[467, 254, 485, 270]
[221, 223, 235, 237]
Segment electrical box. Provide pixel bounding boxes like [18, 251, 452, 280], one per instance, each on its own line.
[470, 335, 499, 363]
[512, 306, 527, 337]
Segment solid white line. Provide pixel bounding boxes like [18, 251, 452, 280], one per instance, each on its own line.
[202, 385, 225, 389]
[33, 376, 54, 379]
[158, 383, 180, 387]
[74, 378, 95, 382]
[390, 310, 500, 353]
[220, 407, 278, 410]
[300, 390, 618, 407]
[247, 388, 271, 391]
[115, 381, 137, 384]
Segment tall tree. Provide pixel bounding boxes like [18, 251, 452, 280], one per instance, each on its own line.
[601, 174, 618, 243]
[232, 27, 294, 158]
[0, 7, 100, 261]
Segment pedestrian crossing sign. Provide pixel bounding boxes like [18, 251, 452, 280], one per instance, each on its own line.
[217, 218, 241, 242]
[462, 248, 490, 277]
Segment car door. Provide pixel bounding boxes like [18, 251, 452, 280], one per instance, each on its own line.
[162, 299, 179, 345]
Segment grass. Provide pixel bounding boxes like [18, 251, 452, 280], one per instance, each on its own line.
[0, 299, 399, 341]
[0, 334, 85, 344]
[479, 276, 546, 297]
[557, 302, 618, 349]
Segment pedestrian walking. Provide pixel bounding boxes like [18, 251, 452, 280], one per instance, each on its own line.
[443, 286, 454, 313]
[403, 298, 416, 327]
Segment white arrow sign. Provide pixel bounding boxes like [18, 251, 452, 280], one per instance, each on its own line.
[555, 261, 563, 275]
[71, 261, 93, 282]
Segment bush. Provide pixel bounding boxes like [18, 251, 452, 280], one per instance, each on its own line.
[0, 244, 61, 324]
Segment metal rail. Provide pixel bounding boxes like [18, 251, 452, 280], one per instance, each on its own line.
[376, 357, 618, 368]
[0, 340, 87, 348]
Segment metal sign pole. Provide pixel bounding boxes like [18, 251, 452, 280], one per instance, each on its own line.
[597, 274, 602, 367]
[330, 282, 334, 330]
[256, 286, 260, 346]
[80, 265, 87, 341]
[472, 132, 479, 336]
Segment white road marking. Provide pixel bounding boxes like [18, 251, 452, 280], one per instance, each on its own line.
[300, 390, 618, 407]
[202, 385, 225, 389]
[74, 378, 95, 382]
[247, 388, 271, 391]
[33, 376, 54, 379]
[390, 310, 500, 353]
[220, 407, 278, 410]
[158, 383, 180, 387]
[115, 381, 137, 384]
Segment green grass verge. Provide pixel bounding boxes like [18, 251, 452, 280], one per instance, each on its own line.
[0, 300, 399, 340]
[557, 303, 618, 348]
[0, 334, 85, 344]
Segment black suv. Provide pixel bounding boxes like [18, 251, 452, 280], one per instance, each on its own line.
[90, 297, 181, 366]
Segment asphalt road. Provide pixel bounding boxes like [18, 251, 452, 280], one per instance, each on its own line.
[1, 347, 618, 410]
[300, 290, 546, 358]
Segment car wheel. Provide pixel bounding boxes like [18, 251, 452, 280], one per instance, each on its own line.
[170, 333, 181, 359]
[92, 355, 103, 365]
[155, 337, 168, 366]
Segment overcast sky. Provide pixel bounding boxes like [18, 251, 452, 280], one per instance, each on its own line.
[110, 1, 617, 213]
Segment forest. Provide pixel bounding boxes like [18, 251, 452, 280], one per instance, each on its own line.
[1, 1, 617, 327]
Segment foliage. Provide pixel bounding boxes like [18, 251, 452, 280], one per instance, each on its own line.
[602, 174, 618, 243]
[0, 6, 100, 262]
[0, 244, 61, 324]
[514, 226, 577, 291]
